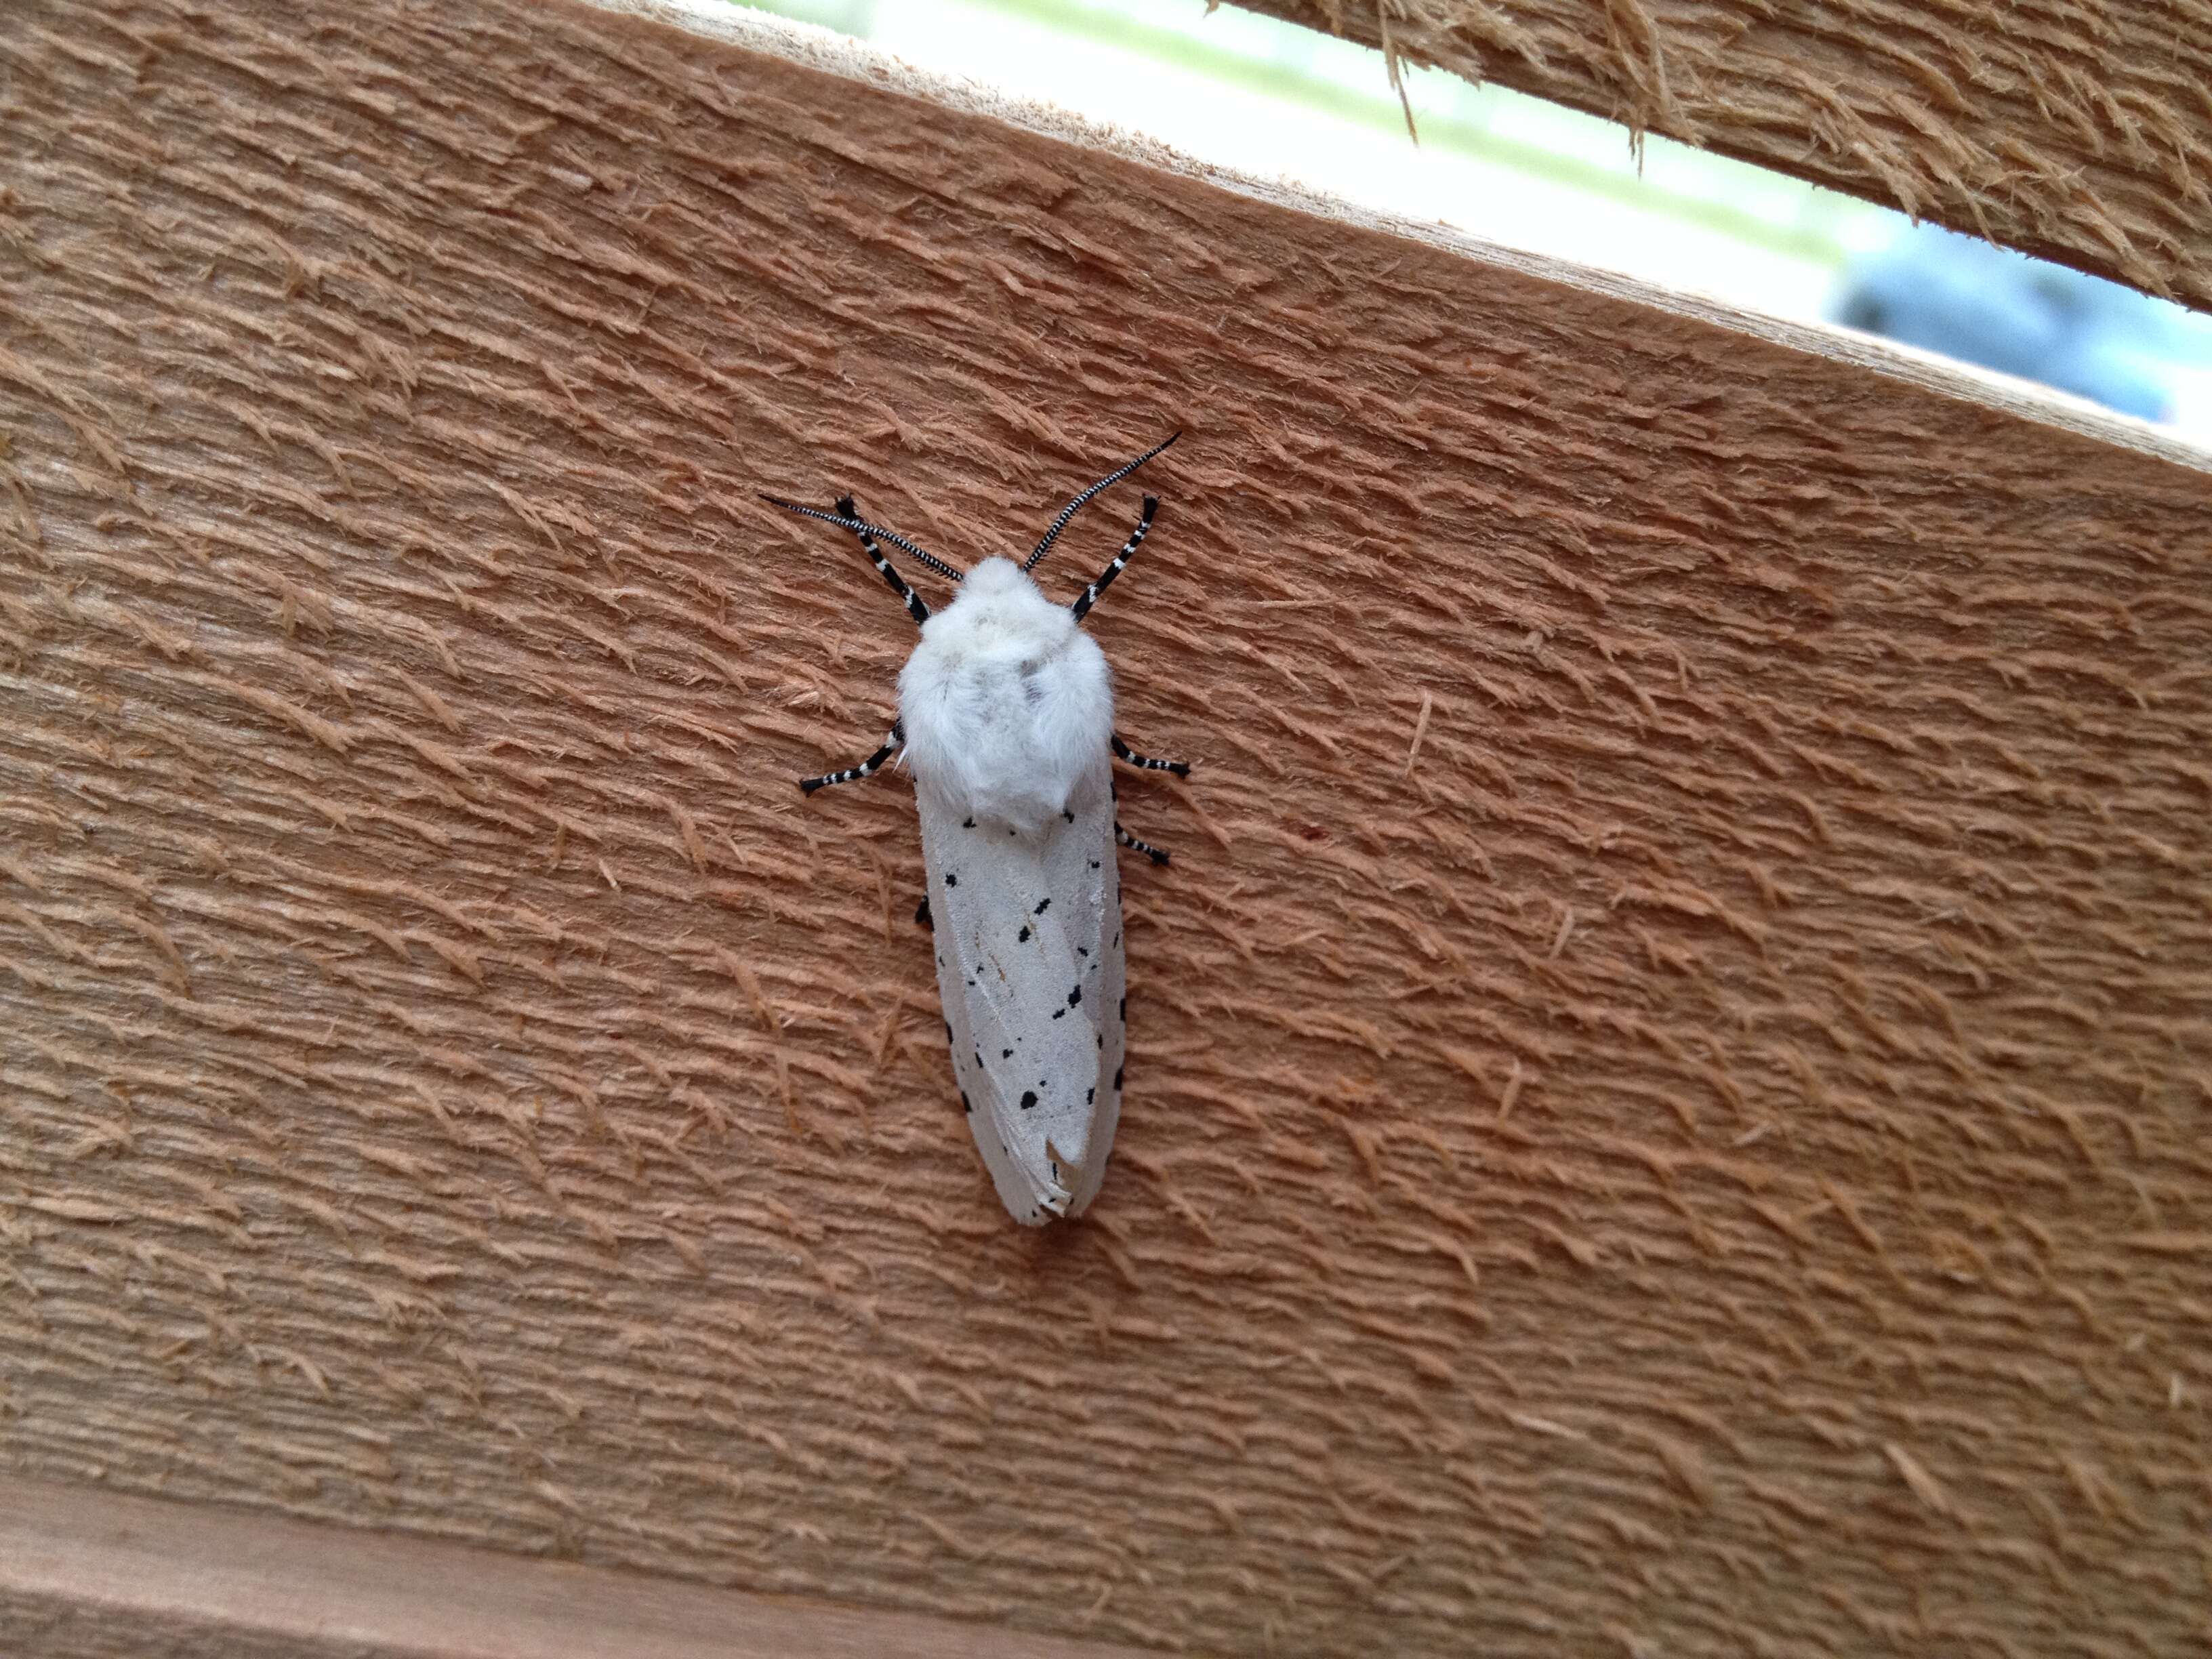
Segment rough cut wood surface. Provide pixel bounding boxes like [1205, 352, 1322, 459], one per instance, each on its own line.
[1237, 0, 2212, 312]
[3, 1, 2211, 1655]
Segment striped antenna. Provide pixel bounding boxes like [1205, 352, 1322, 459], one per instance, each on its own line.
[758, 495, 967, 583]
[1023, 432, 1181, 573]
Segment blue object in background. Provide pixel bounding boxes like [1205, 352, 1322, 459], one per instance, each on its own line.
[1832, 222, 2200, 422]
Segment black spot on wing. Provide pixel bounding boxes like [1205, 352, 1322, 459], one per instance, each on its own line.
[1019, 1090, 1038, 1110]
[1001, 1048, 1012, 1059]
[1017, 924, 1030, 943]
[1113, 1065, 1124, 1091]
[1052, 1007, 1066, 1020]
[960, 1090, 972, 1114]
[962, 817, 975, 828]
[1033, 897, 1050, 915]
[1063, 808, 1075, 823]
[945, 871, 958, 887]
[1068, 985, 1082, 1007]
[1086, 1086, 1095, 1104]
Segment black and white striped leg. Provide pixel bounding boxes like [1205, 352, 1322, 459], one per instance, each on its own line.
[798, 722, 902, 794]
[1069, 495, 1158, 623]
[836, 494, 929, 627]
[1111, 731, 1190, 777]
[1115, 821, 1170, 865]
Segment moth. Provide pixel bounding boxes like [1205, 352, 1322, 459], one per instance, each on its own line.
[762, 436, 1189, 1224]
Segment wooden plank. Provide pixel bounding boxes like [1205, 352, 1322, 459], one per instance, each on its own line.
[2, 1, 2209, 1655]
[0, 1473, 1150, 1658]
[1234, 0, 2212, 311]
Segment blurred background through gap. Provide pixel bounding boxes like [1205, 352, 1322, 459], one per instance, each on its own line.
[716, 0, 2212, 447]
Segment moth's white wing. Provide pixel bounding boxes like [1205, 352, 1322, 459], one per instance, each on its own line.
[1044, 766, 1123, 1217]
[921, 759, 1120, 1225]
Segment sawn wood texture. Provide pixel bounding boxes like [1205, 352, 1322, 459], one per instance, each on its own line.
[1, 1, 2209, 1654]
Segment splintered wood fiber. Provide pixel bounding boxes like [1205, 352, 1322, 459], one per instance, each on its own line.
[1, 1, 2210, 1654]
[1237, 0, 2212, 313]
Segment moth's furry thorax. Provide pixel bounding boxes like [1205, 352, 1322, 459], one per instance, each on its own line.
[899, 557, 1113, 830]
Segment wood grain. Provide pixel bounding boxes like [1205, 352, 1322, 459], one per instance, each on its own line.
[1236, 0, 2212, 311]
[0, 1472, 1149, 1658]
[2, 1, 2210, 1655]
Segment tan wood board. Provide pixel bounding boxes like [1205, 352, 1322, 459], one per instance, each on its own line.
[1235, 0, 2212, 312]
[1, 1, 2209, 1654]
[0, 1472, 1151, 1658]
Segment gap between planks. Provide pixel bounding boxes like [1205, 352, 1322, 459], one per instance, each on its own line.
[0, 1473, 1153, 1659]
[590, 0, 2212, 475]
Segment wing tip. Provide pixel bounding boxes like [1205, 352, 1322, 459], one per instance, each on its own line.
[1012, 1179, 1076, 1227]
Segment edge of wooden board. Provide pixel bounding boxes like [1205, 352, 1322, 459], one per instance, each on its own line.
[592, 0, 2211, 478]
[0, 1472, 1156, 1659]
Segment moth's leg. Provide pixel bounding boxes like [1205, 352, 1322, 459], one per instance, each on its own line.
[798, 721, 903, 794]
[1115, 822, 1170, 866]
[1111, 731, 1190, 777]
[837, 494, 930, 627]
[1069, 495, 1159, 623]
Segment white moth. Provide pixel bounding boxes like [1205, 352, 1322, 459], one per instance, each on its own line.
[763, 436, 1189, 1224]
